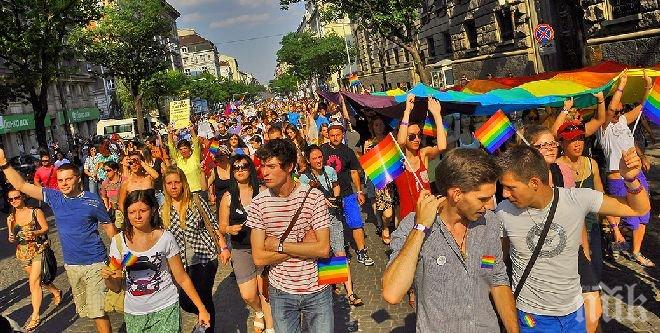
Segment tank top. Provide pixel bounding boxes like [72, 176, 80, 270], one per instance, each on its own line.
[575, 158, 598, 231]
[213, 167, 232, 200]
[228, 188, 254, 249]
[394, 153, 431, 220]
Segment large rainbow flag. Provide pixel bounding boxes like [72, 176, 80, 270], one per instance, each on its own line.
[643, 77, 660, 125]
[359, 133, 405, 190]
[475, 110, 516, 154]
[317, 256, 349, 285]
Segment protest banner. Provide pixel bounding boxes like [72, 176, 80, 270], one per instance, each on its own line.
[170, 99, 191, 129]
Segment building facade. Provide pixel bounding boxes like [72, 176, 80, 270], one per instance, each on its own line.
[178, 29, 223, 78]
[354, 0, 660, 89]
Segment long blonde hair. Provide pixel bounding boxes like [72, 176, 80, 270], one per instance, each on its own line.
[161, 166, 191, 229]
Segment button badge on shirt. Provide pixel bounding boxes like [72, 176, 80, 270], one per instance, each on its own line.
[436, 255, 447, 266]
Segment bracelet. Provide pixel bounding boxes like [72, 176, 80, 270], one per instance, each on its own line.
[597, 100, 605, 104]
[400, 121, 409, 126]
[626, 184, 644, 195]
[624, 176, 638, 183]
[616, 88, 624, 93]
[413, 223, 431, 236]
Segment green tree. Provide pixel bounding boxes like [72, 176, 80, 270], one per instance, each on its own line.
[72, 0, 174, 136]
[142, 69, 190, 113]
[0, 0, 100, 147]
[269, 73, 298, 96]
[276, 32, 349, 82]
[280, 0, 430, 84]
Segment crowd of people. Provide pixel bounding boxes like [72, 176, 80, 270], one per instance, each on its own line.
[1, 71, 655, 333]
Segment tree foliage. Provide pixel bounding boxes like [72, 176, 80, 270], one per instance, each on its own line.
[280, 0, 429, 84]
[71, 0, 174, 136]
[276, 32, 350, 82]
[0, 0, 100, 147]
[269, 73, 298, 96]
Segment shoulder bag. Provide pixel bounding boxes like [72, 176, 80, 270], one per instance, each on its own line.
[513, 187, 560, 299]
[104, 234, 125, 313]
[260, 187, 313, 301]
[192, 193, 223, 252]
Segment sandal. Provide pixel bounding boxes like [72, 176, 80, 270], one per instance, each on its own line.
[25, 316, 40, 332]
[347, 293, 364, 307]
[407, 289, 416, 309]
[254, 311, 265, 332]
[632, 252, 655, 267]
[52, 288, 62, 306]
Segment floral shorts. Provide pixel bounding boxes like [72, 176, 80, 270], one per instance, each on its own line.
[375, 185, 394, 211]
[16, 243, 43, 267]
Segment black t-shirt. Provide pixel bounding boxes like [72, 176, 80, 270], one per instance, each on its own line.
[321, 143, 360, 197]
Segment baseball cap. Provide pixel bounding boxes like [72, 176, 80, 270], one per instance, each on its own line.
[557, 121, 585, 141]
[328, 121, 345, 131]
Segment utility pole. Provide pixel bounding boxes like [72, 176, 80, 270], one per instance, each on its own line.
[56, 62, 74, 152]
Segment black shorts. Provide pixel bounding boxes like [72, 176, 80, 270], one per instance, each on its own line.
[579, 246, 601, 293]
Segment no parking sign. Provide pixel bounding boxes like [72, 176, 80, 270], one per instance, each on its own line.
[534, 24, 555, 46]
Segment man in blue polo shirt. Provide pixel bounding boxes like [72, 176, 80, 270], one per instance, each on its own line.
[0, 149, 115, 333]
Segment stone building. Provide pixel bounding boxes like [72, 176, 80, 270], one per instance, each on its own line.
[355, 0, 660, 89]
[178, 29, 223, 78]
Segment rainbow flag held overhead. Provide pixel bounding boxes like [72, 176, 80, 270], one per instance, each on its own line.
[359, 133, 405, 190]
[643, 77, 660, 125]
[348, 73, 360, 87]
[422, 115, 449, 136]
[208, 140, 221, 155]
[475, 110, 516, 154]
[317, 256, 349, 285]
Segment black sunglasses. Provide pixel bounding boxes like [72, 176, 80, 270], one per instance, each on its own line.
[232, 163, 249, 171]
[408, 133, 422, 141]
[8, 196, 21, 201]
[613, 110, 626, 117]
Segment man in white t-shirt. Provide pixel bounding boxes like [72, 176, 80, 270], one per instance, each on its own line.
[247, 139, 332, 333]
[496, 145, 649, 333]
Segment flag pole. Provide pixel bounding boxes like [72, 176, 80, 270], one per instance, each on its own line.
[631, 110, 643, 134]
[515, 130, 530, 146]
[390, 132, 424, 190]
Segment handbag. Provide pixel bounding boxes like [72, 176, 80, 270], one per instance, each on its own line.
[260, 187, 313, 301]
[513, 187, 560, 299]
[40, 245, 57, 285]
[104, 234, 125, 313]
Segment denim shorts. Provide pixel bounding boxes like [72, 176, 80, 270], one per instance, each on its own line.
[606, 172, 650, 230]
[342, 193, 364, 229]
[518, 306, 586, 333]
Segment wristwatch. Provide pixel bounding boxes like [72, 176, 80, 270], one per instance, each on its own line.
[277, 242, 284, 254]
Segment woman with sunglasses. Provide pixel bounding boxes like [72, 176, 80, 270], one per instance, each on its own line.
[525, 125, 603, 333]
[117, 152, 159, 216]
[395, 94, 446, 220]
[100, 161, 122, 227]
[6, 189, 62, 331]
[161, 166, 228, 333]
[218, 156, 274, 333]
[596, 72, 654, 267]
[95, 140, 119, 184]
[101, 190, 211, 332]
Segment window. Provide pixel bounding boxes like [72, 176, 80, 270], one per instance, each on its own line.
[464, 20, 478, 49]
[184, 68, 191, 75]
[392, 49, 399, 64]
[610, 0, 641, 19]
[427, 37, 436, 57]
[443, 32, 453, 54]
[404, 49, 410, 62]
[181, 47, 188, 52]
[496, 9, 515, 41]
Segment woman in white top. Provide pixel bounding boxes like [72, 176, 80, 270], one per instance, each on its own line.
[101, 190, 210, 332]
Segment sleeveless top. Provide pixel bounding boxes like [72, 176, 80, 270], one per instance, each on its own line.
[13, 209, 44, 262]
[574, 158, 598, 231]
[228, 188, 255, 249]
[214, 167, 232, 200]
[394, 153, 431, 220]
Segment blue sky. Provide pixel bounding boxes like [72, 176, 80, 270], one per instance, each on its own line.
[169, 0, 305, 84]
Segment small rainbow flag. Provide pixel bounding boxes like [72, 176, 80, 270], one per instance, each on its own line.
[422, 115, 448, 137]
[122, 252, 138, 268]
[348, 73, 360, 87]
[642, 77, 660, 125]
[317, 256, 349, 285]
[359, 133, 405, 190]
[474, 110, 516, 154]
[108, 257, 122, 271]
[480, 255, 495, 269]
[208, 140, 220, 155]
[522, 313, 536, 328]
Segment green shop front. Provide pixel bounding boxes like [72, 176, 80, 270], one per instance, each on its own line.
[0, 113, 54, 157]
[58, 107, 101, 139]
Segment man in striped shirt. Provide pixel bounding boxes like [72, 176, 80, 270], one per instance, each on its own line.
[247, 139, 333, 333]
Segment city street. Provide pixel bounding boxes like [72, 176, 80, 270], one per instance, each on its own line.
[0, 203, 658, 332]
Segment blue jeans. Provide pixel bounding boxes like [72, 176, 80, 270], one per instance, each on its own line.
[518, 306, 586, 333]
[269, 286, 333, 333]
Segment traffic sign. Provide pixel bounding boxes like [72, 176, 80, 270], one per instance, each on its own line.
[534, 24, 555, 46]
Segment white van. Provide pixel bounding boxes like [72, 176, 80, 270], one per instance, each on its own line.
[97, 117, 166, 139]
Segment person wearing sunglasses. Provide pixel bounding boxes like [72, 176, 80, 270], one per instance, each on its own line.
[395, 94, 447, 221]
[6, 188, 62, 331]
[33, 152, 58, 189]
[117, 152, 158, 216]
[595, 71, 655, 267]
[218, 156, 274, 333]
[99, 161, 122, 226]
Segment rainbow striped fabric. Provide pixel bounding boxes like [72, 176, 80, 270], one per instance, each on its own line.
[522, 313, 536, 328]
[208, 140, 220, 155]
[359, 133, 405, 190]
[643, 77, 660, 125]
[317, 256, 349, 285]
[422, 115, 449, 136]
[348, 73, 360, 87]
[122, 252, 138, 268]
[480, 255, 495, 269]
[475, 110, 515, 154]
[108, 257, 122, 271]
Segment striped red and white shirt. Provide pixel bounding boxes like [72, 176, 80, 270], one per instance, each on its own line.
[246, 183, 330, 294]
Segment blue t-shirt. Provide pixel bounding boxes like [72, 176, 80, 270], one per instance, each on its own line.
[44, 189, 112, 265]
[315, 114, 330, 129]
[287, 112, 301, 128]
[298, 166, 337, 193]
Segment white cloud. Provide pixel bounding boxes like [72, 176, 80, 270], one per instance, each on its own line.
[210, 13, 271, 28]
[237, 0, 275, 8]
[179, 11, 204, 23]
[168, 0, 215, 8]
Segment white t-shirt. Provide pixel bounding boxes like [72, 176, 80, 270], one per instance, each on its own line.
[597, 115, 635, 172]
[496, 187, 603, 316]
[109, 230, 181, 315]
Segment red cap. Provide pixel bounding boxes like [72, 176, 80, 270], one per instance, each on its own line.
[557, 121, 585, 141]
